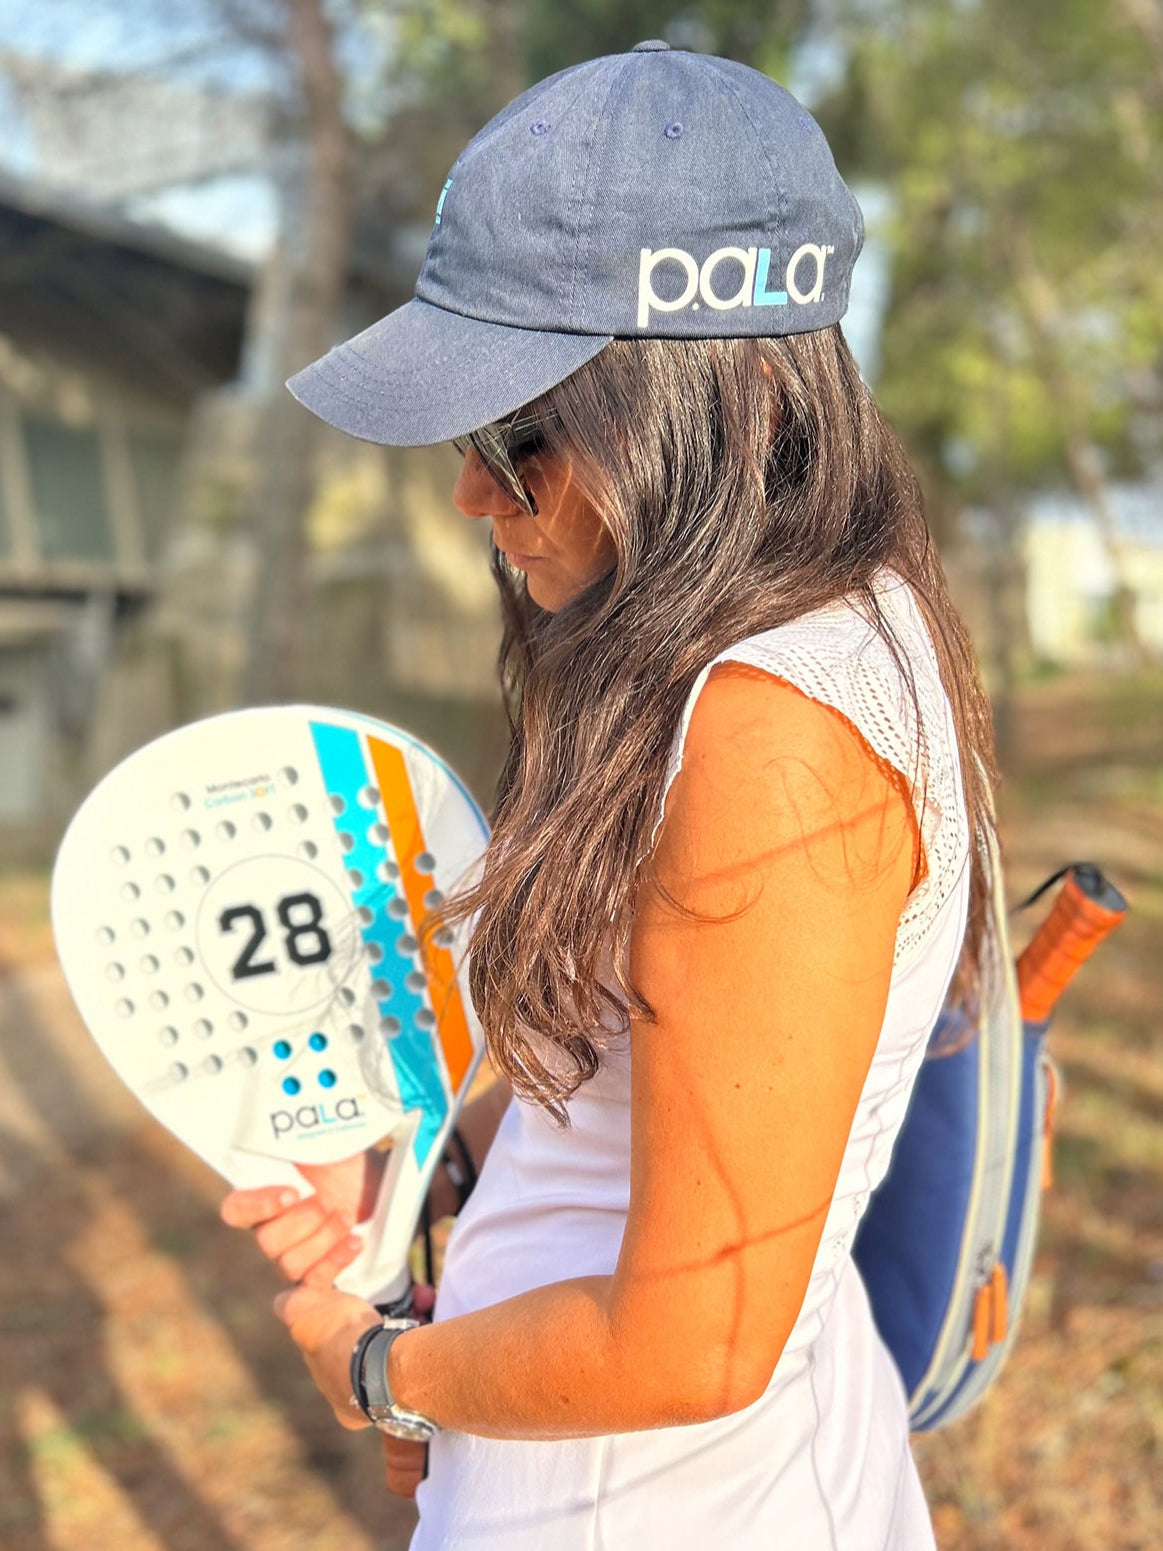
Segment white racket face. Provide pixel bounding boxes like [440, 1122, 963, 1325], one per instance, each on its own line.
[51, 706, 489, 1300]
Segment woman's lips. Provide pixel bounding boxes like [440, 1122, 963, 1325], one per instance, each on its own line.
[499, 550, 542, 566]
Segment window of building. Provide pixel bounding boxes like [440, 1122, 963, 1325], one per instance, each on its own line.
[24, 417, 115, 563]
[128, 429, 182, 562]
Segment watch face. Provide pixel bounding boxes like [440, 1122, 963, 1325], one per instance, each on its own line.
[374, 1413, 436, 1443]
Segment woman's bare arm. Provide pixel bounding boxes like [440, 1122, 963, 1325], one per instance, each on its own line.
[278, 664, 917, 1437]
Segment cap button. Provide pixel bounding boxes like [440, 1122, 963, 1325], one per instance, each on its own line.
[632, 39, 671, 51]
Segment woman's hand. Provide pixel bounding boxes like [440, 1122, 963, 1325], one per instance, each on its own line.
[273, 1283, 380, 1429]
[272, 1280, 435, 1492]
[219, 1148, 387, 1285]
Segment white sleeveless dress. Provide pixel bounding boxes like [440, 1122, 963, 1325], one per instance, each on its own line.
[412, 573, 970, 1550]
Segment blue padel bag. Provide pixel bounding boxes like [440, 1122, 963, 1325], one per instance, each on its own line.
[852, 844, 1126, 1431]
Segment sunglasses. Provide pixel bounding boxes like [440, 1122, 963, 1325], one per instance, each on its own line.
[452, 413, 555, 516]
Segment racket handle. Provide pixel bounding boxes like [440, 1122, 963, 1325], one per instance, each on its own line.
[1016, 864, 1127, 1024]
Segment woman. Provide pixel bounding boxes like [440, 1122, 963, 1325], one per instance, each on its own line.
[221, 41, 997, 1550]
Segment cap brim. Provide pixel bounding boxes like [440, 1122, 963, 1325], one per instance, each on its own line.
[286, 297, 612, 447]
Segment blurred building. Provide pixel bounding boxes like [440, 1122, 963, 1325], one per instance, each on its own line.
[1024, 487, 1163, 665]
[0, 171, 251, 841]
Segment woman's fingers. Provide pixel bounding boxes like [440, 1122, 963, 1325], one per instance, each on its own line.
[382, 1434, 427, 1499]
[298, 1229, 365, 1287]
[252, 1196, 338, 1260]
[220, 1186, 301, 1229]
[267, 1210, 357, 1284]
[220, 1187, 361, 1285]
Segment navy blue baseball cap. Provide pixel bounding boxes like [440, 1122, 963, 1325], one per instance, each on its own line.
[288, 40, 864, 447]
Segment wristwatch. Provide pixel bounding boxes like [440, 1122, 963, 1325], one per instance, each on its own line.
[350, 1318, 438, 1442]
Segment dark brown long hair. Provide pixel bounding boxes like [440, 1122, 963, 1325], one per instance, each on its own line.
[431, 328, 999, 1120]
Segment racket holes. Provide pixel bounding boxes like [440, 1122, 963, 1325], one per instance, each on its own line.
[111, 846, 131, 866]
[237, 1046, 258, 1067]
[387, 897, 409, 920]
[357, 905, 374, 925]
[282, 1076, 301, 1096]
[215, 821, 236, 841]
[121, 882, 141, 902]
[156, 875, 176, 895]
[169, 1062, 189, 1083]
[149, 991, 169, 1011]
[280, 765, 299, 786]
[106, 963, 125, 982]
[140, 955, 160, 974]
[190, 867, 210, 887]
[131, 918, 151, 938]
[337, 987, 356, 1008]
[96, 926, 115, 946]
[380, 1015, 402, 1039]
[329, 794, 346, 816]
[115, 998, 135, 1017]
[359, 785, 380, 808]
[180, 829, 201, 849]
[415, 1008, 436, 1030]
[165, 911, 185, 930]
[289, 804, 308, 824]
[424, 889, 444, 909]
[348, 1024, 365, 1042]
[228, 1011, 248, 1030]
[146, 837, 166, 858]
[397, 934, 419, 955]
[194, 1019, 213, 1039]
[297, 840, 318, 860]
[338, 831, 355, 854]
[376, 860, 400, 882]
[416, 852, 437, 874]
[372, 823, 390, 844]
[203, 1055, 223, 1075]
[371, 978, 392, 999]
[274, 1039, 292, 1059]
[184, 983, 204, 1003]
[318, 1068, 337, 1088]
[158, 1026, 179, 1046]
[175, 947, 194, 967]
[171, 791, 191, 812]
[406, 970, 426, 994]
[347, 868, 364, 889]
[252, 812, 272, 833]
[366, 941, 384, 963]
[434, 927, 455, 948]
[309, 1032, 327, 1051]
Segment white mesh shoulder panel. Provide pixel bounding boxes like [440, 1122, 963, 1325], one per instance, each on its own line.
[650, 573, 971, 966]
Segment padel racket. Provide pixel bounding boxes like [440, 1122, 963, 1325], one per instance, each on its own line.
[51, 706, 489, 1306]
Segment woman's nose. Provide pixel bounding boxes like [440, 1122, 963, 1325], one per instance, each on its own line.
[452, 445, 518, 520]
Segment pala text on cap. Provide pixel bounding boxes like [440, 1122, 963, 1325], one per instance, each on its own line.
[637, 242, 835, 329]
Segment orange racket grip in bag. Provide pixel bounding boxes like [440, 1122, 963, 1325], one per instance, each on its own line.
[1015, 863, 1128, 1024]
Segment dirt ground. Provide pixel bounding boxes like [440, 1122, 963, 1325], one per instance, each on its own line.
[1, 669, 1160, 1551]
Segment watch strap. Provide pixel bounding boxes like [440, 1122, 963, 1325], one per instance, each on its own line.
[350, 1318, 438, 1441]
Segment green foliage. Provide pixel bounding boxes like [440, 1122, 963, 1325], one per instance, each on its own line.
[821, 0, 1163, 512]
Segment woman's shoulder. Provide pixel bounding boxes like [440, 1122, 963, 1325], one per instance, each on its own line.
[651, 572, 970, 963]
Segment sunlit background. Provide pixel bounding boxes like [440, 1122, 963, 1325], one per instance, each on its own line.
[0, 3, 1159, 1548]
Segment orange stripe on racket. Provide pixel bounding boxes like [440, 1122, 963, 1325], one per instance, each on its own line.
[368, 737, 476, 1095]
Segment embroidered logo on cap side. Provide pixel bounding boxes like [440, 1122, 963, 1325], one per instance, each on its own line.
[637, 243, 835, 329]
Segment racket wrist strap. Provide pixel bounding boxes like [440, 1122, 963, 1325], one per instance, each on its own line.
[443, 1125, 478, 1211]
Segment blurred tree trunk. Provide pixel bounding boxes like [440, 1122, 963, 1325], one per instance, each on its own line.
[1014, 234, 1147, 664]
[243, 0, 353, 703]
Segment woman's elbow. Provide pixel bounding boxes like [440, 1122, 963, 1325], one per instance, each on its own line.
[626, 1340, 780, 1428]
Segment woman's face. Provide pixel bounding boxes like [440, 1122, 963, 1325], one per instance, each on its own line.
[452, 444, 616, 611]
